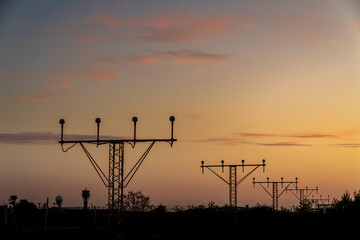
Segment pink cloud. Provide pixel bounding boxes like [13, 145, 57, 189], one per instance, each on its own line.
[87, 11, 251, 43]
[128, 55, 158, 65]
[132, 11, 251, 43]
[7, 77, 73, 102]
[187, 114, 203, 120]
[88, 71, 119, 86]
[129, 50, 227, 66]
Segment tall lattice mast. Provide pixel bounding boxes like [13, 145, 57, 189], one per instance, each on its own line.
[201, 159, 266, 207]
[253, 177, 298, 210]
[58, 116, 176, 238]
[286, 186, 318, 206]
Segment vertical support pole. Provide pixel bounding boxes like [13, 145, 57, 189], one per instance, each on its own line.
[108, 142, 123, 210]
[299, 189, 305, 205]
[108, 142, 124, 238]
[229, 166, 237, 207]
[273, 183, 279, 210]
[44, 197, 48, 230]
[118, 142, 124, 238]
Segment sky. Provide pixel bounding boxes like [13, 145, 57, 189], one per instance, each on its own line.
[0, 0, 360, 209]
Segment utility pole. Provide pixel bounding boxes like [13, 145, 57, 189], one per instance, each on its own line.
[201, 159, 266, 207]
[286, 186, 318, 206]
[58, 116, 176, 239]
[253, 177, 298, 210]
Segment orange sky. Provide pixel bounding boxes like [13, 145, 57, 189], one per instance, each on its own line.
[0, 0, 359, 208]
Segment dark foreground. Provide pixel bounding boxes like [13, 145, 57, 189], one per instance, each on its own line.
[1, 205, 359, 240]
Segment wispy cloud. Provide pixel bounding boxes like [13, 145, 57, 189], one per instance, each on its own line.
[331, 143, 360, 148]
[132, 11, 237, 43]
[238, 132, 342, 139]
[190, 130, 360, 147]
[238, 133, 279, 138]
[188, 137, 310, 147]
[132, 69, 172, 76]
[88, 70, 119, 86]
[188, 137, 244, 146]
[6, 77, 73, 102]
[288, 133, 340, 139]
[0, 132, 121, 145]
[87, 11, 251, 43]
[254, 142, 311, 147]
[187, 114, 203, 120]
[0, 132, 59, 145]
[128, 49, 227, 66]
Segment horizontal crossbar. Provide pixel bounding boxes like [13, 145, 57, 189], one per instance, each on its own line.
[59, 138, 177, 144]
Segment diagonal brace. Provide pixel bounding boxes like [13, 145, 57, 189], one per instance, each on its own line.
[80, 142, 109, 187]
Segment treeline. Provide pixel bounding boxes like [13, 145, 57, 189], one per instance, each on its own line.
[1, 191, 360, 239]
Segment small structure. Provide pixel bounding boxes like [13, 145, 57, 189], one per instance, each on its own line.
[55, 195, 63, 208]
[82, 188, 90, 210]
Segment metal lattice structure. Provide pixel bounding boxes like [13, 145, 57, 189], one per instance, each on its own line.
[108, 142, 124, 211]
[58, 116, 176, 238]
[253, 177, 298, 210]
[286, 186, 318, 206]
[201, 159, 266, 207]
[311, 195, 331, 210]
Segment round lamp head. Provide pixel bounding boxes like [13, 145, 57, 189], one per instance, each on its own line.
[201, 161, 204, 164]
[221, 160, 224, 164]
[95, 118, 101, 124]
[132, 116, 138, 123]
[59, 119, 65, 125]
[170, 116, 175, 122]
[55, 195, 63, 204]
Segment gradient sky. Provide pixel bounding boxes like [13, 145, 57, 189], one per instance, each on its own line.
[1, 0, 360, 209]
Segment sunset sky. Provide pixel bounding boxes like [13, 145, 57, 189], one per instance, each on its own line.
[1, 0, 360, 209]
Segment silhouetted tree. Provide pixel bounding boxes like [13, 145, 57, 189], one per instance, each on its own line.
[123, 191, 151, 212]
[295, 200, 313, 213]
[8, 195, 18, 208]
[153, 204, 167, 213]
[331, 191, 352, 211]
[16, 199, 37, 225]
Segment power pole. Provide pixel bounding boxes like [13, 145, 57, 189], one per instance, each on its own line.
[201, 159, 266, 207]
[253, 177, 298, 210]
[58, 116, 176, 239]
[286, 186, 318, 206]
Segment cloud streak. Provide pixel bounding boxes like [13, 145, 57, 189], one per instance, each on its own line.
[87, 11, 251, 43]
[238, 132, 342, 139]
[88, 70, 119, 86]
[0, 132, 122, 145]
[190, 131, 360, 147]
[128, 49, 227, 66]
[6, 77, 73, 102]
[188, 137, 311, 147]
